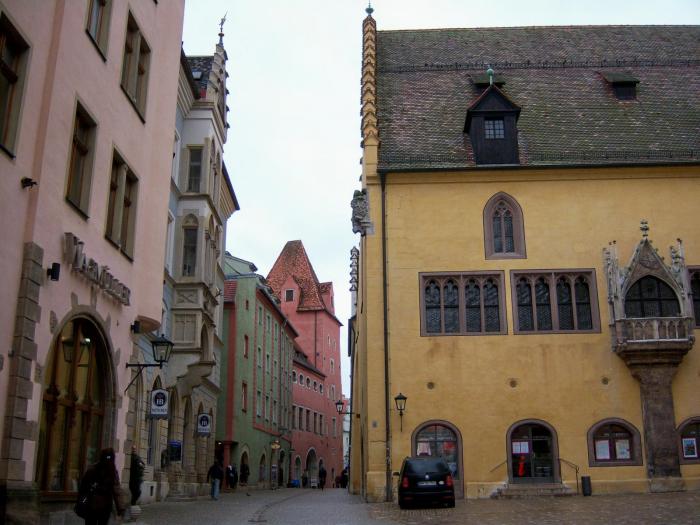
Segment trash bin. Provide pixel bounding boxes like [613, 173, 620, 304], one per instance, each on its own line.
[581, 475, 592, 496]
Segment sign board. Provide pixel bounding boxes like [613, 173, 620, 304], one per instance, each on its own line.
[197, 413, 212, 435]
[150, 389, 169, 419]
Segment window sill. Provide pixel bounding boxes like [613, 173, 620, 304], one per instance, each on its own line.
[422, 330, 508, 337]
[104, 235, 135, 263]
[485, 252, 527, 260]
[513, 328, 601, 335]
[120, 84, 146, 123]
[85, 30, 108, 62]
[588, 458, 643, 467]
[1, 142, 16, 160]
[65, 197, 90, 220]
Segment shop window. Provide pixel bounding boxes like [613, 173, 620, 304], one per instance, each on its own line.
[421, 272, 507, 336]
[587, 418, 642, 467]
[483, 192, 526, 259]
[679, 418, 700, 464]
[512, 271, 600, 333]
[413, 422, 460, 481]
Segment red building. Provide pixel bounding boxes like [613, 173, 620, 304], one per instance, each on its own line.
[267, 241, 344, 486]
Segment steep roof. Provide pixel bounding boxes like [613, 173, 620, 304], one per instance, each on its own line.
[267, 241, 329, 312]
[186, 55, 214, 96]
[223, 281, 237, 303]
[375, 25, 700, 170]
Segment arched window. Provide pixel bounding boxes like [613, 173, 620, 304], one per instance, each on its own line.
[483, 192, 526, 259]
[292, 371, 296, 382]
[306, 377, 311, 388]
[37, 318, 110, 493]
[425, 280, 441, 333]
[443, 280, 459, 333]
[259, 454, 267, 481]
[298, 373, 304, 385]
[587, 418, 642, 466]
[535, 277, 552, 331]
[679, 417, 700, 463]
[182, 215, 198, 277]
[624, 275, 680, 318]
[516, 278, 534, 331]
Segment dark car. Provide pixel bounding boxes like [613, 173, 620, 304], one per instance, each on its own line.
[398, 456, 455, 509]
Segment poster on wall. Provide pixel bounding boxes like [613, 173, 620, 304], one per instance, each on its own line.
[682, 437, 698, 458]
[595, 440, 611, 460]
[150, 389, 169, 419]
[197, 413, 212, 435]
[512, 441, 529, 454]
[417, 442, 431, 456]
[615, 439, 631, 460]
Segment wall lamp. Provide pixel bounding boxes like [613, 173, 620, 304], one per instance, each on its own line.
[335, 399, 359, 417]
[394, 393, 407, 431]
[124, 334, 174, 391]
[46, 263, 61, 281]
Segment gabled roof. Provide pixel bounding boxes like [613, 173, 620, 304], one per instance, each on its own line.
[464, 84, 521, 131]
[267, 241, 328, 312]
[375, 25, 700, 170]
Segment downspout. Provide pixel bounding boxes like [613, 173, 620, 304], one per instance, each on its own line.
[381, 172, 391, 502]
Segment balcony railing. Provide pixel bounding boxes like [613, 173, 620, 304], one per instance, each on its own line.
[615, 317, 694, 343]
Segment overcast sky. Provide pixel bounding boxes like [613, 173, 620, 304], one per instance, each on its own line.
[182, 0, 700, 396]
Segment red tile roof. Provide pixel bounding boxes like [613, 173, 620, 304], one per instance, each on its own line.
[224, 281, 237, 302]
[267, 240, 328, 312]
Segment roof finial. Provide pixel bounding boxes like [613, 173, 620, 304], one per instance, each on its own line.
[640, 219, 649, 239]
[366, 1, 374, 15]
[487, 66, 495, 86]
[218, 12, 227, 45]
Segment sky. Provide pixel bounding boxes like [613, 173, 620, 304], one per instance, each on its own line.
[182, 0, 700, 396]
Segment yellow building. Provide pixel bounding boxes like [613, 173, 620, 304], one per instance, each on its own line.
[349, 9, 700, 502]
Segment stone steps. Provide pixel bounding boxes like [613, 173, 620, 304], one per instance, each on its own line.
[491, 482, 576, 499]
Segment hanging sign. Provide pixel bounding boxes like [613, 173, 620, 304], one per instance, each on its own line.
[150, 389, 169, 419]
[197, 413, 212, 435]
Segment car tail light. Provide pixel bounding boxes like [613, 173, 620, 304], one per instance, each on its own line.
[446, 475, 453, 488]
[401, 476, 409, 488]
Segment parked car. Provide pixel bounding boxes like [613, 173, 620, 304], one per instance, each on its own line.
[398, 456, 455, 509]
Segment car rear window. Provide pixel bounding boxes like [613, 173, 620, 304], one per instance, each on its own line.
[403, 458, 449, 475]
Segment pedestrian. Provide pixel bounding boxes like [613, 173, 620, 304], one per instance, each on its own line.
[128, 446, 145, 506]
[76, 448, 126, 525]
[318, 465, 327, 491]
[232, 463, 239, 489]
[340, 468, 348, 488]
[207, 460, 224, 500]
[239, 461, 250, 496]
[226, 464, 235, 490]
[301, 471, 308, 488]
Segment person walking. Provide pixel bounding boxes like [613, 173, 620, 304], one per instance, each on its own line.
[225, 464, 235, 491]
[239, 461, 250, 496]
[207, 460, 224, 500]
[77, 448, 125, 525]
[128, 446, 145, 506]
[318, 465, 327, 491]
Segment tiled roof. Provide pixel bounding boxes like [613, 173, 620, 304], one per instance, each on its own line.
[224, 281, 237, 303]
[186, 56, 214, 96]
[267, 241, 327, 312]
[375, 25, 700, 170]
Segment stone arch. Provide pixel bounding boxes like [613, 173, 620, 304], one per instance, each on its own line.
[259, 453, 267, 484]
[305, 448, 318, 483]
[411, 419, 464, 497]
[506, 418, 560, 483]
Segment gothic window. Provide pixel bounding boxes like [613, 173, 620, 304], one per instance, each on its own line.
[421, 272, 506, 336]
[483, 192, 526, 259]
[624, 275, 680, 318]
[512, 271, 599, 333]
[587, 418, 642, 467]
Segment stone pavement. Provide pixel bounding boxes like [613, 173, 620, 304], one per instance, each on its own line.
[130, 488, 700, 525]
[369, 491, 700, 525]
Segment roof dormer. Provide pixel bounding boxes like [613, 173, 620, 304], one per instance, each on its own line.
[602, 71, 639, 100]
[464, 74, 521, 166]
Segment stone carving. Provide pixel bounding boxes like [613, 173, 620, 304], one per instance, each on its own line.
[177, 290, 198, 304]
[361, 8, 378, 143]
[351, 190, 373, 235]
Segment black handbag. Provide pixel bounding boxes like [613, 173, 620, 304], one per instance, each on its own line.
[74, 481, 97, 518]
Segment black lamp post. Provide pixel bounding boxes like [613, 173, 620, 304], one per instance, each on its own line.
[394, 393, 407, 431]
[125, 334, 174, 391]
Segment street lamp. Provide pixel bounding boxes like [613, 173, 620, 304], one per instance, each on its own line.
[394, 393, 407, 431]
[124, 334, 174, 391]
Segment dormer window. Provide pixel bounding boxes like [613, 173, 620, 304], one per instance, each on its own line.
[485, 118, 504, 140]
[602, 72, 639, 100]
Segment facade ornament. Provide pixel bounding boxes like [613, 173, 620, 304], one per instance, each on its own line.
[640, 219, 649, 238]
[361, 7, 379, 144]
[351, 190, 374, 235]
[350, 246, 359, 316]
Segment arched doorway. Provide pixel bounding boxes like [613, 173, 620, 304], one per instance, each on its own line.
[507, 420, 559, 483]
[294, 456, 302, 485]
[259, 454, 267, 486]
[36, 317, 113, 494]
[412, 421, 463, 497]
[305, 449, 318, 486]
[278, 450, 286, 487]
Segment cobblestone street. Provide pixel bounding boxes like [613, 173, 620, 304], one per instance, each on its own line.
[130, 488, 700, 525]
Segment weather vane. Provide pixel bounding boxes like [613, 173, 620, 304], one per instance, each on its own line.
[219, 13, 227, 34]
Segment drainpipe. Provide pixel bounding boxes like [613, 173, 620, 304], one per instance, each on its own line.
[380, 172, 392, 502]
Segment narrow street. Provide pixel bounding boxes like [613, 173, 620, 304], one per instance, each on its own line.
[132, 488, 700, 525]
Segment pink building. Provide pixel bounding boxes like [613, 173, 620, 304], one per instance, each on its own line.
[267, 241, 344, 486]
[0, 1, 184, 522]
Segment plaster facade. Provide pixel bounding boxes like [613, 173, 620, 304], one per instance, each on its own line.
[349, 12, 700, 503]
[0, 1, 184, 522]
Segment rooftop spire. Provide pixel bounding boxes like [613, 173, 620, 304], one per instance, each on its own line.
[218, 12, 227, 45]
[366, 1, 374, 15]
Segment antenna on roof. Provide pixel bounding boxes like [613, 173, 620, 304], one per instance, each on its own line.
[218, 12, 227, 45]
[487, 66, 495, 86]
[366, 1, 374, 15]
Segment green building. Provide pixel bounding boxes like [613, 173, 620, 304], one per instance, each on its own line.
[217, 254, 296, 488]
